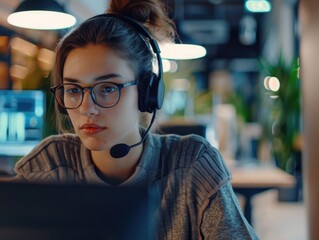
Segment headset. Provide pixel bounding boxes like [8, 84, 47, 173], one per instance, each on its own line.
[73, 13, 164, 114]
[103, 13, 164, 113]
[54, 13, 165, 158]
[112, 14, 164, 113]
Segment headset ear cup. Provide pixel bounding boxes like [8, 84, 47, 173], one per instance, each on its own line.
[156, 76, 165, 110]
[138, 72, 152, 113]
[138, 72, 164, 113]
[86, 14, 165, 113]
[149, 74, 164, 111]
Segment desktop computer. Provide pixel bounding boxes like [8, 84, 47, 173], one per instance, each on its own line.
[0, 90, 45, 156]
[0, 182, 158, 240]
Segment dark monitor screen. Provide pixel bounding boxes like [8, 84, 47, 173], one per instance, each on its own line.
[0, 90, 45, 156]
[0, 182, 158, 240]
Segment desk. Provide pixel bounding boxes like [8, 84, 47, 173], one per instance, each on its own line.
[226, 160, 296, 225]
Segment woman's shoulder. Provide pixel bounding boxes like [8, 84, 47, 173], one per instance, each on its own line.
[152, 133, 229, 174]
[151, 133, 231, 197]
[155, 133, 221, 160]
[14, 134, 83, 176]
[24, 133, 82, 157]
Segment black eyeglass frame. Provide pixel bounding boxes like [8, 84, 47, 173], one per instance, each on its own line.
[50, 80, 138, 109]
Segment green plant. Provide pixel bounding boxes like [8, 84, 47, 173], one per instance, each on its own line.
[260, 57, 301, 173]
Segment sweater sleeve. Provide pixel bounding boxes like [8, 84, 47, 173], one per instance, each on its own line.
[200, 182, 260, 240]
[13, 134, 84, 183]
[181, 135, 258, 239]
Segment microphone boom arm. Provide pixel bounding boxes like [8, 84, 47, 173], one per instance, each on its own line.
[130, 110, 157, 149]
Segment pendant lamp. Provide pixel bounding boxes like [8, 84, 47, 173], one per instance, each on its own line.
[160, 43, 207, 60]
[7, 0, 76, 30]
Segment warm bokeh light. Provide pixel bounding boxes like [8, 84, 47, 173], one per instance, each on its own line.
[268, 77, 280, 92]
[168, 60, 178, 73]
[171, 78, 191, 91]
[10, 64, 28, 79]
[263, 76, 271, 90]
[264, 76, 280, 92]
[162, 59, 171, 73]
[162, 59, 178, 73]
[37, 48, 54, 71]
[10, 37, 38, 57]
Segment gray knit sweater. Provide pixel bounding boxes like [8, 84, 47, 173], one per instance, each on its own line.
[14, 132, 259, 240]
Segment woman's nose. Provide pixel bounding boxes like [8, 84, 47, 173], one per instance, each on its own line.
[79, 91, 99, 115]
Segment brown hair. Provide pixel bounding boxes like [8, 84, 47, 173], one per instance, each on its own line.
[52, 0, 176, 133]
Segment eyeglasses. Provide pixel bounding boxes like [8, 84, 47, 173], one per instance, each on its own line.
[50, 80, 137, 109]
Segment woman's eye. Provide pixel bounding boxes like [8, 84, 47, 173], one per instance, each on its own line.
[66, 86, 81, 95]
[101, 85, 117, 94]
[104, 87, 115, 93]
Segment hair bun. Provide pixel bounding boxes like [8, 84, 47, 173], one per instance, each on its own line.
[109, 0, 150, 23]
[107, 0, 176, 42]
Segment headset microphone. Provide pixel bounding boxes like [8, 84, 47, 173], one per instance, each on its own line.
[110, 111, 157, 158]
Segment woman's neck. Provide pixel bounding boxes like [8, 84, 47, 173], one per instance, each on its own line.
[91, 143, 143, 184]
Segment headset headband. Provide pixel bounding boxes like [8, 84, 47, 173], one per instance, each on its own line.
[88, 13, 163, 81]
[84, 13, 165, 113]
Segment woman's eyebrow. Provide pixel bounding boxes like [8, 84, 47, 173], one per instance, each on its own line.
[63, 77, 78, 83]
[95, 73, 122, 81]
[63, 73, 123, 83]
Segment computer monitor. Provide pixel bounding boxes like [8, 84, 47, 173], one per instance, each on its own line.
[0, 182, 158, 240]
[0, 90, 45, 156]
[157, 121, 207, 138]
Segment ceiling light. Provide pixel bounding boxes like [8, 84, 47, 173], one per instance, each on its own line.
[7, 0, 76, 30]
[245, 0, 272, 13]
[160, 43, 207, 60]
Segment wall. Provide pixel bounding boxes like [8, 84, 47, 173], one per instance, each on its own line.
[300, 0, 319, 239]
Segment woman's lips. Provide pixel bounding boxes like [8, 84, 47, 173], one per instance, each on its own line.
[80, 123, 106, 135]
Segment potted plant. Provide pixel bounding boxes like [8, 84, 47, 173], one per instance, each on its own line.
[260, 56, 302, 201]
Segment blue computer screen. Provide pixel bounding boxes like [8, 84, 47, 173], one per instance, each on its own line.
[0, 90, 45, 156]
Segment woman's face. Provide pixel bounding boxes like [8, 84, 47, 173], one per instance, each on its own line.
[63, 44, 140, 152]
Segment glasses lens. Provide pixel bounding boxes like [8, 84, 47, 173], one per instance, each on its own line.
[53, 82, 121, 109]
[56, 84, 82, 109]
[93, 82, 120, 107]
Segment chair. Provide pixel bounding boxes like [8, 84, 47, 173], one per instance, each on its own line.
[156, 120, 206, 138]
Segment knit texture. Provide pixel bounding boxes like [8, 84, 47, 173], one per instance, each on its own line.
[14, 132, 259, 239]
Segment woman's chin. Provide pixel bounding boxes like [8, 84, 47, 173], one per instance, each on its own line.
[81, 138, 109, 151]
[87, 145, 106, 151]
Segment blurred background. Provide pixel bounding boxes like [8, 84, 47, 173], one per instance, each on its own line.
[0, 1, 304, 239]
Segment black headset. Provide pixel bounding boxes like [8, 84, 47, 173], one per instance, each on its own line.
[56, 13, 165, 114]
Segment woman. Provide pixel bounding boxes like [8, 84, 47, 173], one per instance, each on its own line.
[13, 0, 259, 239]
